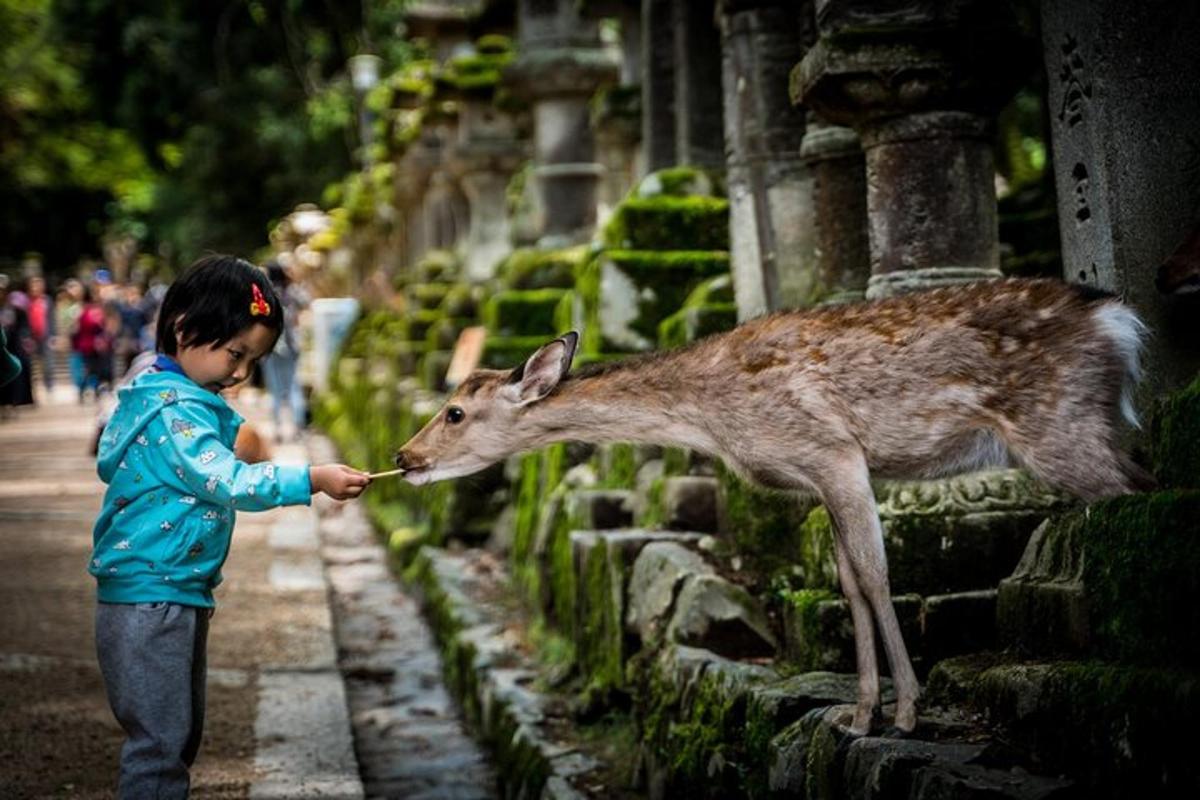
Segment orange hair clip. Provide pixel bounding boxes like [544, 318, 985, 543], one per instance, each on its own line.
[249, 283, 271, 317]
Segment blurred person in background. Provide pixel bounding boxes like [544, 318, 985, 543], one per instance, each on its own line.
[0, 276, 35, 416]
[73, 283, 113, 400]
[26, 275, 54, 394]
[115, 282, 148, 375]
[56, 279, 86, 396]
[261, 260, 309, 441]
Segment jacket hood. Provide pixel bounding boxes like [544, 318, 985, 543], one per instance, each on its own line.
[97, 371, 240, 482]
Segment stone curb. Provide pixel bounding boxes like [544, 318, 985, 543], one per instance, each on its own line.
[408, 545, 600, 800]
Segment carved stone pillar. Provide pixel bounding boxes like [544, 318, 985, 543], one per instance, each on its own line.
[673, 0, 725, 170]
[642, 0, 676, 172]
[452, 98, 525, 281]
[593, 1, 644, 222]
[800, 114, 870, 305]
[795, 0, 1031, 299]
[444, 39, 528, 282]
[1042, 0, 1200, 404]
[504, 0, 618, 245]
[719, 0, 811, 320]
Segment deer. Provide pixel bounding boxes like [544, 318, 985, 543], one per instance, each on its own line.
[392, 278, 1154, 736]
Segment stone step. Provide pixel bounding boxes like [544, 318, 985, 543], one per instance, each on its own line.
[926, 653, 1200, 798]
[997, 490, 1200, 667]
[408, 546, 642, 799]
[782, 589, 998, 677]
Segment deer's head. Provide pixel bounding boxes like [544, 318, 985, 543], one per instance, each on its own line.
[393, 332, 578, 485]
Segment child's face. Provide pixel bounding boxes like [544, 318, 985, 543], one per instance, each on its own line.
[176, 323, 277, 393]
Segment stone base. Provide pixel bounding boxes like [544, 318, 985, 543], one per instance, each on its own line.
[926, 654, 1200, 797]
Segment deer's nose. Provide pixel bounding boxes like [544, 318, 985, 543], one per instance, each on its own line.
[394, 450, 414, 469]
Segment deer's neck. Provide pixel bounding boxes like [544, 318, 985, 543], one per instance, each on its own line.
[517, 357, 717, 453]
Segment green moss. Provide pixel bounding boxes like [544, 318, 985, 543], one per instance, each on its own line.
[635, 166, 725, 199]
[483, 288, 570, 337]
[945, 656, 1200, 795]
[578, 250, 731, 354]
[1151, 375, 1200, 489]
[716, 462, 817, 576]
[438, 284, 480, 318]
[779, 588, 840, 672]
[480, 334, 551, 369]
[602, 197, 730, 251]
[595, 443, 639, 489]
[496, 245, 588, 290]
[476, 34, 512, 56]
[406, 282, 453, 311]
[658, 303, 737, 349]
[1077, 491, 1200, 666]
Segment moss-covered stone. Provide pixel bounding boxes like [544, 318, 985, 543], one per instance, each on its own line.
[634, 166, 725, 199]
[716, 462, 819, 578]
[926, 654, 1200, 797]
[483, 288, 570, 337]
[658, 303, 738, 349]
[1150, 374, 1200, 489]
[578, 250, 731, 353]
[480, 334, 551, 370]
[496, 245, 588, 290]
[637, 646, 778, 797]
[601, 197, 731, 251]
[999, 491, 1200, 668]
[438, 283, 481, 319]
[406, 282, 454, 312]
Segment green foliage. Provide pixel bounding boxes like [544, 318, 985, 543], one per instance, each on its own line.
[2, 0, 418, 270]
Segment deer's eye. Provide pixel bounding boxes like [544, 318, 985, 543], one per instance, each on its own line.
[446, 406, 465, 424]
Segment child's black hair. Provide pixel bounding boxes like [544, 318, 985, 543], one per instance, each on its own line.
[155, 255, 284, 355]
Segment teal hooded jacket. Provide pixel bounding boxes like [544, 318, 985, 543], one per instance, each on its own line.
[88, 368, 311, 607]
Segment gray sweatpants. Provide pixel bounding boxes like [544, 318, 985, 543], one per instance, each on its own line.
[95, 601, 210, 799]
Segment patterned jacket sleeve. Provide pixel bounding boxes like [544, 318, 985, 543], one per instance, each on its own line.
[157, 401, 311, 510]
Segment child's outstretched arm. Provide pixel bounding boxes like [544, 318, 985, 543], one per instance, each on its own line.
[157, 402, 366, 509]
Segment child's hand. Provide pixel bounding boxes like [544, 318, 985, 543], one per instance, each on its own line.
[310, 464, 371, 500]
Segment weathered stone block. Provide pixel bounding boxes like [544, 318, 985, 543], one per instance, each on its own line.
[406, 281, 453, 312]
[716, 462, 822, 579]
[497, 245, 586, 290]
[626, 541, 714, 645]
[843, 737, 1075, 800]
[567, 489, 635, 531]
[666, 573, 778, 659]
[601, 196, 731, 251]
[782, 590, 922, 673]
[639, 645, 778, 797]
[657, 303, 738, 349]
[921, 590, 997, 665]
[997, 491, 1200, 667]
[578, 250, 731, 353]
[1150, 374, 1200, 489]
[483, 288, 571, 337]
[571, 531, 705, 697]
[925, 655, 1200, 798]
[662, 476, 720, 533]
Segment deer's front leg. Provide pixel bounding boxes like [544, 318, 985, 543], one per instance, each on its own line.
[832, 535, 881, 735]
[820, 460, 922, 734]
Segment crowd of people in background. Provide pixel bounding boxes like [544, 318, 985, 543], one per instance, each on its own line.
[0, 260, 309, 440]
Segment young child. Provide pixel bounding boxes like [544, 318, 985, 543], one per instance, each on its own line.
[88, 255, 370, 797]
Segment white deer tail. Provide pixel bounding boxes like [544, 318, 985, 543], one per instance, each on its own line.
[1093, 302, 1149, 429]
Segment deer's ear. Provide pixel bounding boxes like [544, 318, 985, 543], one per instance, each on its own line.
[503, 332, 578, 405]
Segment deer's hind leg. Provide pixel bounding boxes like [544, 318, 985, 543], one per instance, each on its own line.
[817, 456, 922, 734]
[832, 534, 883, 735]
